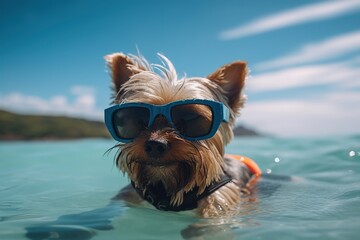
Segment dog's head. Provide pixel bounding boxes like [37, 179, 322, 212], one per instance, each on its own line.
[104, 53, 247, 205]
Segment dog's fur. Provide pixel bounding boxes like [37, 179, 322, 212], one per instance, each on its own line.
[105, 52, 256, 218]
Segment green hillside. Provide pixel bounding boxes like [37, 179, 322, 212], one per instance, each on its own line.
[0, 110, 260, 140]
[0, 110, 110, 140]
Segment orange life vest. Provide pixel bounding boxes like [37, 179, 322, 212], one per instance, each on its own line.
[225, 154, 262, 177]
[225, 154, 262, 188]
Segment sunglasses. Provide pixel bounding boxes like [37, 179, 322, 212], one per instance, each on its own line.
[104, 99, 230, 142]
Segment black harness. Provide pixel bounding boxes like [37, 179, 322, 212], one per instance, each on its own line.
[131, 172, 232, 212]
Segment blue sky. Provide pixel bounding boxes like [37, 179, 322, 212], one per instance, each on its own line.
[1, 0, 360, 137]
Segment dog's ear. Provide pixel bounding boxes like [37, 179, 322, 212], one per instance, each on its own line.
[105, 53, 145, 97]
[207, 61, 247, 113]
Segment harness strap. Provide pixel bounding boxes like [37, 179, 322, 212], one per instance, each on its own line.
[132, 155, 261, 212]
[131, 171, 232, 212]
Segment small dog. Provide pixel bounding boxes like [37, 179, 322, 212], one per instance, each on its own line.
[104, 52, 261, 218]
[24, 53, 262, 240]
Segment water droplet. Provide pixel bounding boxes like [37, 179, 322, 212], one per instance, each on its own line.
[349, 150, 356, 157]
[274, 157, 280, 163]
[266, 169, 272, 174]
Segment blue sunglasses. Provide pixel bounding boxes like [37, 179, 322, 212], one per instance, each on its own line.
[104, 99, 230, 142]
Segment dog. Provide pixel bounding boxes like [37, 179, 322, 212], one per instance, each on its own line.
[104, 52, 262, 218]
[25, 52, 264, 240]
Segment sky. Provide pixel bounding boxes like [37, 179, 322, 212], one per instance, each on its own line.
[0, 0, 359, 137]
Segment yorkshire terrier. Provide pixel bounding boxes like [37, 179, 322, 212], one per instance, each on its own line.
[24, 52, 262, 240]
[104, 52, 261, 218]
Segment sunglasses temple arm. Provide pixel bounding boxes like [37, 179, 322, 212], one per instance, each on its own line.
[222, 105, 230, 122]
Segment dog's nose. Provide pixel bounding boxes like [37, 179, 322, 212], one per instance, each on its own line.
[145, 140, 168, 158]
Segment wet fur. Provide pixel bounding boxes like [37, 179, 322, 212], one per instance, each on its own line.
[106, 52, 252, 217]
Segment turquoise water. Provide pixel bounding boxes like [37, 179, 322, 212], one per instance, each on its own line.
[1, 136, 360, 239]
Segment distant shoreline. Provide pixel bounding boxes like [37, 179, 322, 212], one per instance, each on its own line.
[0, 109, 260, 141]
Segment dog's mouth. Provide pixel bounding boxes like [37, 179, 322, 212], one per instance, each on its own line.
[135, 159, 178, 167]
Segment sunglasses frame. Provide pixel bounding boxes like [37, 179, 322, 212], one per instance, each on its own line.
[104, 99, 230, 142]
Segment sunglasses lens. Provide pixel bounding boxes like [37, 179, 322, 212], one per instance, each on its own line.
[112, 107, 150, 139]
[171, 104, 213, 138]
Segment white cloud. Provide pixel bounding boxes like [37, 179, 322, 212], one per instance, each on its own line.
[248, 58, 360, 92]
[70, 85, 95, 95]
[51, 96, 68, 108]
[257, 31, 360, 70]
[240, 57, 360, 136]
[239, 92, 360, 137]
[0, 86, 102, 120]
[220, 1, 360, 40]
[71, 85, 96, 110]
